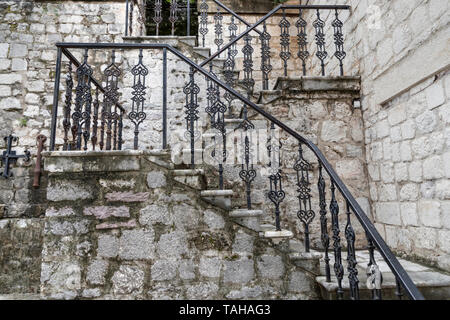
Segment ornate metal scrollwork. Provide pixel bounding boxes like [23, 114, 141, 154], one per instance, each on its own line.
[237, 112, 256, 209]
[242, 33, 255, 99]
[345, 201, 359, 300]
[169, 0, 179, 36]
[318, 164, 331, 282]
[313, 9, 328, 76]
[330, 181, 344, 299]
[73, 49, 93, 151]
[279, 8, 291, 77]
[267, 123, 285, 231]
[102, 50, 121, 151]
[214, 7, 223, 54]
[296, 9, 309, 76]
[91, 88, 99, 150]
[128, 48, 148, 150]
[184, 67, 200, 168]
[63, 62, 73, 151]
[332, 9, 346, 76]
[153, 0, 163, 36]
[199, 0, 209, 47]
[260, 21, 272, 90]
[223, 16, 238, 112]
[294, 144, 315, 251]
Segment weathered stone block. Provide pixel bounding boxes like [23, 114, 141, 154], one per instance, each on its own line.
[47, 180, 94, 202]
[139, 204, 171, 226]
[146, 171, 167, 189]
[97, 234, 119, 258]
[178, 260, 196, 280]
[399, 183, 419, 201]
[400, 203, 419, 226]
[105, 192, 149, 203]
[111, 265, 145, 295]
[83, 206, 130, 219]
[375, 202, 402, 226]
[418, 200, 441, 228]
[411, 227, 437, 250]
[223, 258, 254, 284]
[321, 120, 347, 142]
[288, 271, 312, 293]
[203, 210, 225, 230]
[119, 229, 155, 260]
[423, 155, 444, 180]
[86, 259, 108, 285]
[185, 282, 219, 300]
[95, 220, 137, 230]
[156, 231, 189, 258]
[45, 220, 90, 236]
[151, 259, 178, 281]
[40, 261, 81, 300]
[257, 255, 284, 280]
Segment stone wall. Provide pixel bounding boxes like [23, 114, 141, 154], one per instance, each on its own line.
[38, 151, 319, 299]
[303, 0, 450, 271]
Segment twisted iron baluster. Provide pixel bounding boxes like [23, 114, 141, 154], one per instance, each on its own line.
[118, 109, 123, 151]
[242, 33, 255, 99]
[73, 49, 93, 151]
[279, 8, 291, 77]
[260, 21, 272, 90]
[294, 144, 315, 252]
[169, 0, 178, 36]
[345, 201, 360, 300]
[313, 9, 327, 76]
[223, 16, 238, 113]
[154, 0, 162, 36]
[184, 67, 200, 168]
[366, 234, 383, 300]
[296, 9, 309, 76]
[267, 123, 285, 231]
[332, 9, 346, 76]
[113, 105, 118, 150]
[128, 48, 148, 150]
[199, 0, 208, 47]
[330, 181, 344, 299]
[63, 62, 73, 151]
[91, 88, 99, 150]
[318, 164, 331, 282]
[214, 7, 223, 56]
[237, 109, 255, 209]
[103, 50, 121, 151]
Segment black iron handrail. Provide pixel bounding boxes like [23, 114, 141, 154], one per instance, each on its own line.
[51, 42, 424, 300]
[212, 0, 263, 35]
[200, 4, 351, 69]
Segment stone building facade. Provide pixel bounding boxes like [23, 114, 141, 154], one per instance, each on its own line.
[0, 0, 449, 299]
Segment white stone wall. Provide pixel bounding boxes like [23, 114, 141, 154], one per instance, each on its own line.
[303, 0, 450, 270]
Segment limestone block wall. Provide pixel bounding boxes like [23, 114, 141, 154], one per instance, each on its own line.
[303, 0, 450, 271]
[38, 152, 320, 299]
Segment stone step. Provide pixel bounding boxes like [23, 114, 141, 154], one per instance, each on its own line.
[261, 229, 294, 245]
[0, 293, 41, 300]
[316, 249, 450, 300]
[200, 189, 234, 210]
[172, 168, 205, 190]
[289, 252, 323, 276]
[193, 46, 211, 58]
[256, 89, 283, 105]
[230, 209, 264, 232]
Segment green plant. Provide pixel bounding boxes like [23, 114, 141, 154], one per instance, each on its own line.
[20, 117, 28, 127]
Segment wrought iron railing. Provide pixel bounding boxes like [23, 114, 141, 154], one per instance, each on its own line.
[125, 0, 148, 37]
[49, 42, 424, 300]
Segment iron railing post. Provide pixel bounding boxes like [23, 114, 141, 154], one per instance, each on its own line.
[125, 0, 129, 36]
[162, 48, 167, 149]
[50, 47, 62, 151]
[187, 0, 191, 36]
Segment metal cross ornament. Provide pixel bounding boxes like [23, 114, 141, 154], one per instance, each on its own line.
[1, 135, 31, 178]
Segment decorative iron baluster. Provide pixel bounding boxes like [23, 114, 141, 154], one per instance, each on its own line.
[73, 49, 93, 151]
[395, 278, 404, 300]
[267, 123, 285, 231]
[169, 0, 179, 36]
[99, 95, 105, 150]
[366, 234, 383, 300]
[199, 0, 208, 47]
[332, 9, 346, 76]
[103, 50, 121, 151]
[129, 0, 134, 36]
[63, 62, 73, 151]
[279, 8, 291, 77]
[214, 7, 223, 55]
[223, 16, 238, 112]
[330, 181, 344, 299]
[184, 67, 200, 168]
[118, 109, 123, 151]
[296, 9, 309, 76]
[128, 48, 148, 150]
[313, 9, 328, 76]
[91, 88, 99, 150]
[154, 0, 162, 36]
[237, 107, 256, 209]
[294, 144, 315, 252]
[242, 33, 255, 99]
[345, 201, 359, 300]
[260, 21, 272, 90]
[318, 164, 331, 282]
[113, 105, 118, 150]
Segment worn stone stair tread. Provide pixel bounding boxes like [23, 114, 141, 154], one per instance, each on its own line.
[0, 293, 41, 300]
[172, 169, 204, 176]
[261, 230, 294, 244]
[230, 209, 264, 218]
[289, 251, 323, 261]
[200, 189, 234, 197]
